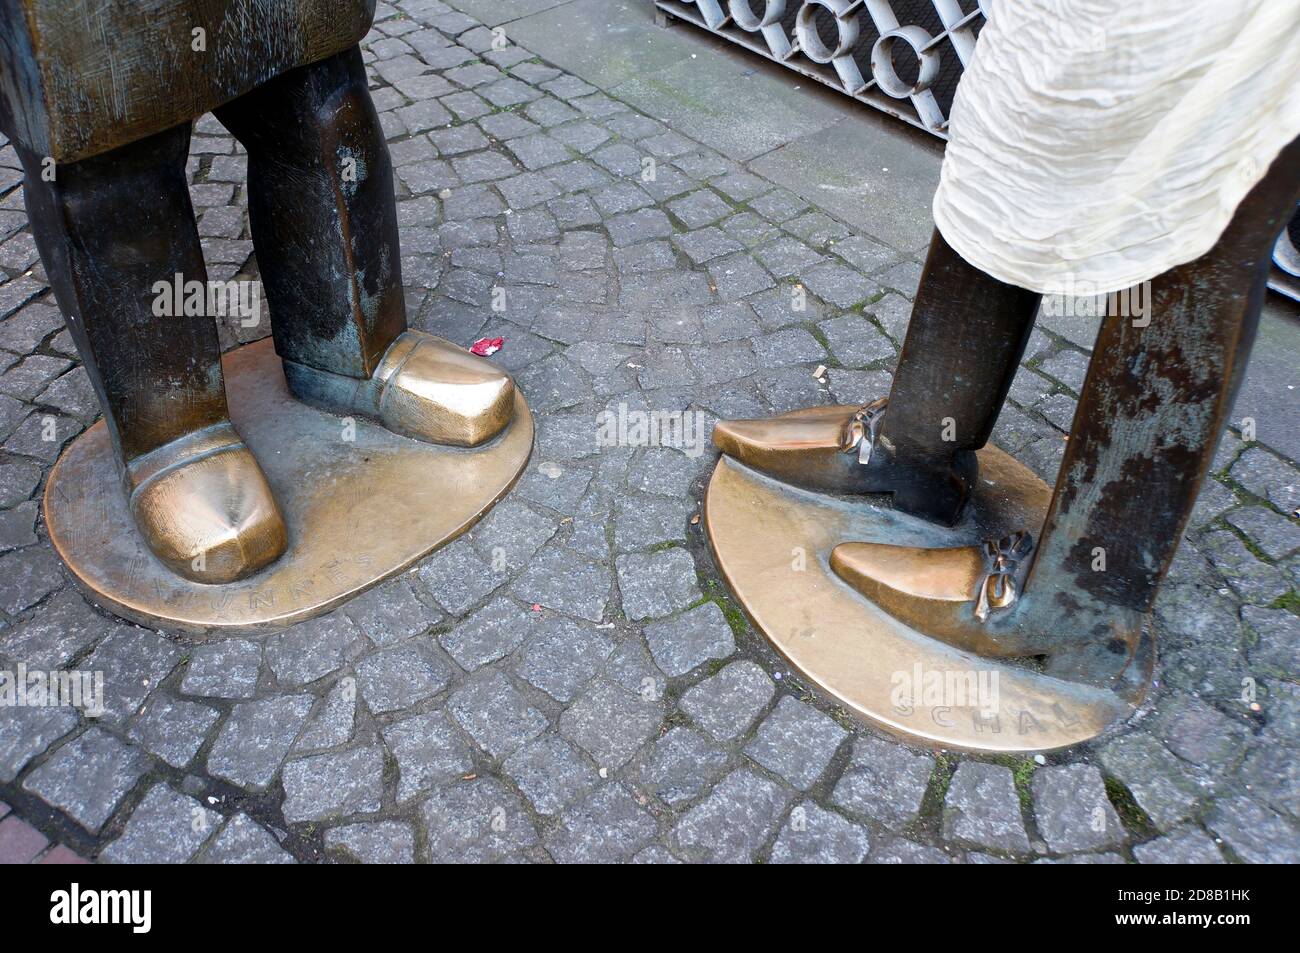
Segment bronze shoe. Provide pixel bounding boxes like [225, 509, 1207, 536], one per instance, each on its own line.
[712, 400, 974, 523]
[127, 424, 287, 583]
[283, 331, 515, 447]
[829, 531, 1033, 657]
[712, 400, 888, 494]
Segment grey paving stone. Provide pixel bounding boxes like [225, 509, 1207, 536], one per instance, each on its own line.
[0, 546, 66, 616]
[1206, 796, 1300, 863]
[84, 627, 182, 725]
[198, 813, 294, 864]
[326, 821, 416, 864]
[23, 728, 149, 833]
[681, 660, 775, 741]
[1133, 826, 1225, 864]
[770, 801, 871, 864]
[673, 226, 744, 264]
[439, 597, 531, 670]
[282, 745, 386, 823]
[801, 262, 876, 308]
[818, 313, 896, 368]
[0, 460, 40, 508]
[706, 253, 774, 299]
[1098, 733, 1202, 830]
[181, 639, 262, 699]
[0, 705, 79, 782]
[516, 459, 593, 512]
[207, 695, 314, 791]
[127, 696, 219, 769]
[293, 678, 357, 753]
[560, 678, 663, 769]
[753, 236, 824, 278]
[0, 589, 111, 670]
[1155, 694, 1250, 772]
[1225, 505, 1299, 560]
[102, 784, 220, 864]
[942, 762, 1030, 853]
[356, 638, 454, 714]
[632, 846, 682, 864]
[869, 837, 955, 864]
[831, 735, 934, 827]
[383, 710, 474, 803]
[744, 696, 847, 790]
[264, 613, 362, 689]
[1230, 446, 1300, 514]
[418, 538, 508, 614]
[0, 500, 35, 551]
[509, 544, 611, 622]
[637, 727, 728, 807]
[1031, 763, 1125, 853]
[343, 578, 442, 646]
[642, 602, 734, 677]
[545, 782, 658, 863]
[751, 327, 827, 369]
[513, 615, 615, 702]
[616, 548, 701, 621]
[672, 769, 791, 863]
[1200, 532, 1291, 606]
[420, 777, 538, 862]
[503, 731, 600, 816]
[449, 669, 547, 759]
[606, 208, 673, 247]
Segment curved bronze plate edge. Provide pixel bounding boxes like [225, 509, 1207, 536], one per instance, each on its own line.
[43, 392, 535, 638]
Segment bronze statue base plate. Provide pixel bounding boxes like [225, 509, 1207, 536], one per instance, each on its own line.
[704, 441, 1137, 753]
[44, 338, 533, 634]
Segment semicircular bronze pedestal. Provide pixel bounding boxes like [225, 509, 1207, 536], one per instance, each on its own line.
[44, 338, 534, 634]
[704, 408, 1150, 754]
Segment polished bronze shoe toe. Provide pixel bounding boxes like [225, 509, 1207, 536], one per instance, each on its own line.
[129, 427, 287, 584]
[713, 403, 885, 494]
[375, 331, 514, 447]
[830, 531, 1032, 656]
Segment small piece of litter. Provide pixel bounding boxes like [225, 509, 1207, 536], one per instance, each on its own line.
[813, 364, 827, 378]
[470, 336, 504, 356]
[531, 603, 542, 612]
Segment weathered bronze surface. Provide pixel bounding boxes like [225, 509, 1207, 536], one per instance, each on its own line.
[704, 450, 1134, 753]
[0, 0, 375, 163]
[706, 140, 1299, 752]
[44, 339, 535, 634]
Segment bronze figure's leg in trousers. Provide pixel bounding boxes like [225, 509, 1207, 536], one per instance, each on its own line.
[831, 137, 1300, 683]
[16, 126, 286, 584]
[214, 46, 515, 448]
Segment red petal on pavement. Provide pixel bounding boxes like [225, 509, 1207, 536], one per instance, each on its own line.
[470, 336, 504, 356]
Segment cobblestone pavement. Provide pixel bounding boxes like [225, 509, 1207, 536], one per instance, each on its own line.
[1, 0, 1297, 864]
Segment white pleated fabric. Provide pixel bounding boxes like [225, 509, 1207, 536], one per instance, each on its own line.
[931, 0, 1300, 295]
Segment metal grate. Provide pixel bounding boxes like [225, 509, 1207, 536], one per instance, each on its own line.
[655, 0, 987, 139]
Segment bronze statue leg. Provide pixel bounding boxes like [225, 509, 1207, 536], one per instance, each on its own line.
[15, 124, 286, 582]
[869, 231, 1042, 523]
[1019, 136, 1300, 669]
[212, 45, 514, 448]
[15, 125, 228, 463]
[212, 45, 407, 382]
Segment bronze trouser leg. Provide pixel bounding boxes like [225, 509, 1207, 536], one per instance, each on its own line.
[1018, 137, 1300, 659]
[871, 231, 1043, 523]
[15, 125, 229, 464]
[213, 45, 406, 379]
